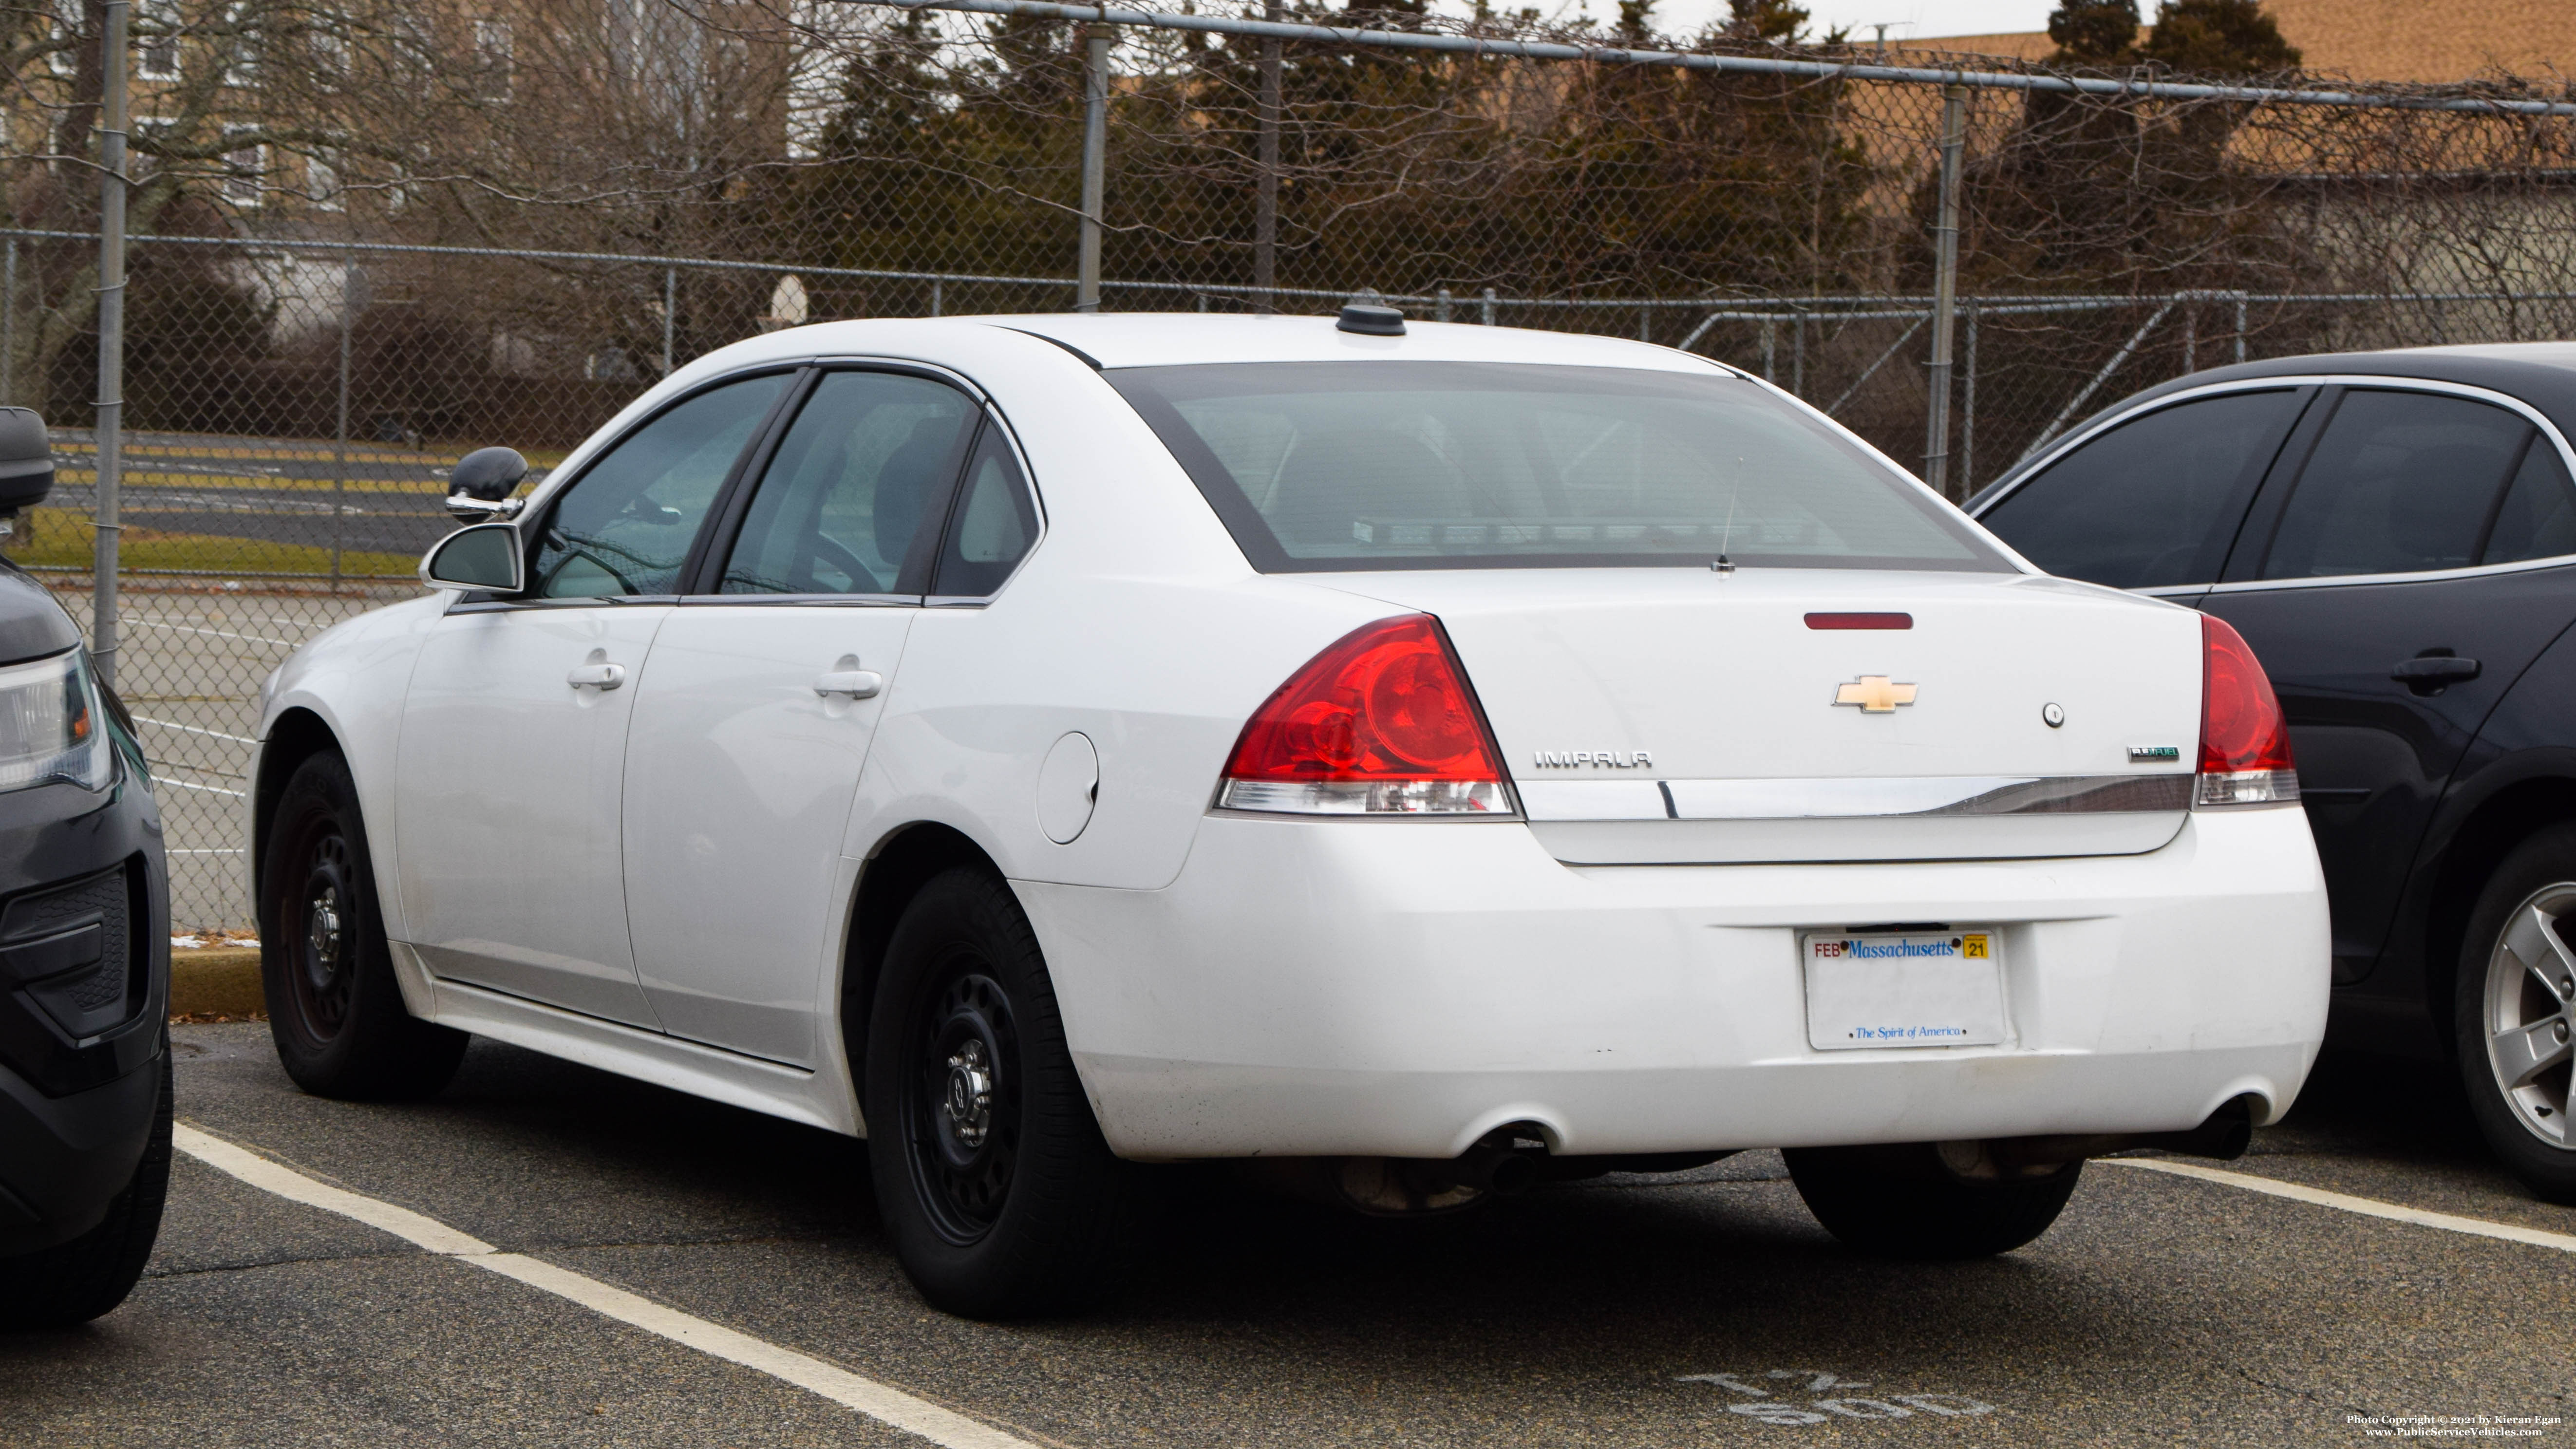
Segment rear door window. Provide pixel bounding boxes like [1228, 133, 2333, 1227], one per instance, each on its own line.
[717, 370, 979, 597]
[1108, 362, 2003, 572]
[2259, 389, 2533, 580]
[930, 423, 1041, 597]
[1977, 388, 2306, 589]
[2480, 438, 2576, 566]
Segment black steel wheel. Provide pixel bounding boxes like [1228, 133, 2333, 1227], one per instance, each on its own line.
[282, 817, 358, 1041]
[903, 968, 1023, 1244]
[260, 752, 467, 1100]
[864, 867, 1136, 1318]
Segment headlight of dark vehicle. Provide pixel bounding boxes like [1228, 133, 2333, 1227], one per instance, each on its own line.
[0, 648, 112, 794]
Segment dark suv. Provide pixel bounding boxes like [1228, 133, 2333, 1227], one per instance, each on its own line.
[1969, 344, 2576, 1201]
[0, 409, 171, 1328]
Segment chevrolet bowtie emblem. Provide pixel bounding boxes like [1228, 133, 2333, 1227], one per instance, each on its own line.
[1833, 675, 1918, 713]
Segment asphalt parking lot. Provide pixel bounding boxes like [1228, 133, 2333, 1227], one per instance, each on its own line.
[5, 1025, 2572, 1447]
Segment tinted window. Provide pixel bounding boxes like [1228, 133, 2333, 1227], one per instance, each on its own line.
[531, 374, 787, 598]
[1979, 390, 2302, 588]
[2261, 390, 2531, 580]
[719, 371, 978, 596]
[2482, 439, 2576, 565]
[1108, 362, 2002, 572]
[931, 424, 1039, 597]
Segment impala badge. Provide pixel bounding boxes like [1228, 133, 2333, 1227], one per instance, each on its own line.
[1832, 676, 1918, 714]
[2128, 745, 2182, 763]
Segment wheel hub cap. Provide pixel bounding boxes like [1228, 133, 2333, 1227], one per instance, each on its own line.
[942, 1039, 995, 1149]
[2485, 884, 2576, 1146]
[308, 889, 343, 973]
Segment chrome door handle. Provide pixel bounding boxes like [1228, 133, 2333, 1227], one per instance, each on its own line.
[814, 669, 884, 700]
[567, 662, 626, 691]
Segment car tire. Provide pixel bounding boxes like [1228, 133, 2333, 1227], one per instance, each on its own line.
[864, 867, 1136, 1318]
[0, 1031, 172, 1330]
[2454, 825, 2576, 1204]
[260, 752, 466, 1100]
[1783, 1143, 2081, 1259]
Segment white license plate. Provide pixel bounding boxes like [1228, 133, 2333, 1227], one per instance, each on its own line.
[1802, 929, 2008, 1051]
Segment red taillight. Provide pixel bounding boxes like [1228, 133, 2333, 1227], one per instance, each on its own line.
[2196, 615, 2298, 807]
[1220, 614, 1515, 815]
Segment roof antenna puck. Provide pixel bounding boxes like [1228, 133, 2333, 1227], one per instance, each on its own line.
[1337, 293, 1407, 337]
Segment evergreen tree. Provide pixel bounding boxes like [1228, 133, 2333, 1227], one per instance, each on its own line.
[2046, 0, 2141, 65]
[1724, 0, 1809, 44]
[2141, 0, 2300, 74]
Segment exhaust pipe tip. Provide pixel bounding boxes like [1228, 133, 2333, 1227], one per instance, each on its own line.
[1947, 1093, 2268, 1178]
[1483, 1150, 1539, 1197]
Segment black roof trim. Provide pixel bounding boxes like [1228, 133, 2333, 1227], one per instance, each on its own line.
[997, 327, 1103, 371]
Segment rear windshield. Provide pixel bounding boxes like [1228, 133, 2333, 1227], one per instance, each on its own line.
[1108, 361, 2005, 572]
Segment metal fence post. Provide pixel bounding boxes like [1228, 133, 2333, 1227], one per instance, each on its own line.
[1076, 27, 1109, 313]
[91, 0, 132, 688]
[1760, 317, 1776, 380]
[1961, 299, 1979, 492]
[1480, 287, 1495, 325]
[2234, 291, 2248, 364]
[2181, 294, 2197, 374]
[1922, 83, 1967, 499]
[1254, 0, 1281, 314]
[1793, 311, 1806, 396]
[331, 259, 354, 589]
[1436, 287, 1452, 322]
[662, 266, 677, 372]
[929, 278, 942, 317]
[2, 238, 15, 406]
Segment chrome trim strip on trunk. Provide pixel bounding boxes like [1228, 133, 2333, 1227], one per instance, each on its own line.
[1519, 772, 2194, 823]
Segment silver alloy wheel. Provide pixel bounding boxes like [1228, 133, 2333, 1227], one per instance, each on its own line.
[2483, 883, 2576, 1146]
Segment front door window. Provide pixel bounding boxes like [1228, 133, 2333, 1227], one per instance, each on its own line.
[531, 373, 789, 598]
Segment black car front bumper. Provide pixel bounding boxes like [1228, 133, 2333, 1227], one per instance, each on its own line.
[0, 768, 169, 1256]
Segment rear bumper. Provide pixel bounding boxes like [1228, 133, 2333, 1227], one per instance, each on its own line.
[1016, 806, 2329, 1161]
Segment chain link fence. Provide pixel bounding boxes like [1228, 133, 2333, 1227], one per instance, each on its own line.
[5, 0, 2576, 928]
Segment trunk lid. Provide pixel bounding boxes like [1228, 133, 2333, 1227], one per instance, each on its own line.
[1315, 567, 2204, 864]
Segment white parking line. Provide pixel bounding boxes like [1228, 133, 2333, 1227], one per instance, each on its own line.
[136, 717, 260, 745]
[2102, 1157, 2576, 1254]
[170, 1124, 1037, 1449]
[154, 779, 247, 798]
[127, 621, 309, 648]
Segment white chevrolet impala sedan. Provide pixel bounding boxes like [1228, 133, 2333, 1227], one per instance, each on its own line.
[250, 309, 2329, 1316]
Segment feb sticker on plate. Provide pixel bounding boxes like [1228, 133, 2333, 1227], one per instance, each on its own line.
[1802, 929, 2008, 1051]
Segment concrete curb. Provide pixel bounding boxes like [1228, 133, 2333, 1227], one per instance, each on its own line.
[171, 946, 264, 1018]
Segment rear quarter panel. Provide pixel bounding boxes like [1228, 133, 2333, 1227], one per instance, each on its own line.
[840, 328, 1403, 890]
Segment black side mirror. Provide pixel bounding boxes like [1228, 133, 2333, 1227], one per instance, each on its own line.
[0, 408, 55, 518]
[446, 446, 530, 521]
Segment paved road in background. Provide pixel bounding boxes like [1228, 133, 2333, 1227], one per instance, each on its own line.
[65, 591, 403, 929]
[50, 479, 459, 561]
[6, 1030, 2572, 1447]
[48, 431, 504, 559]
